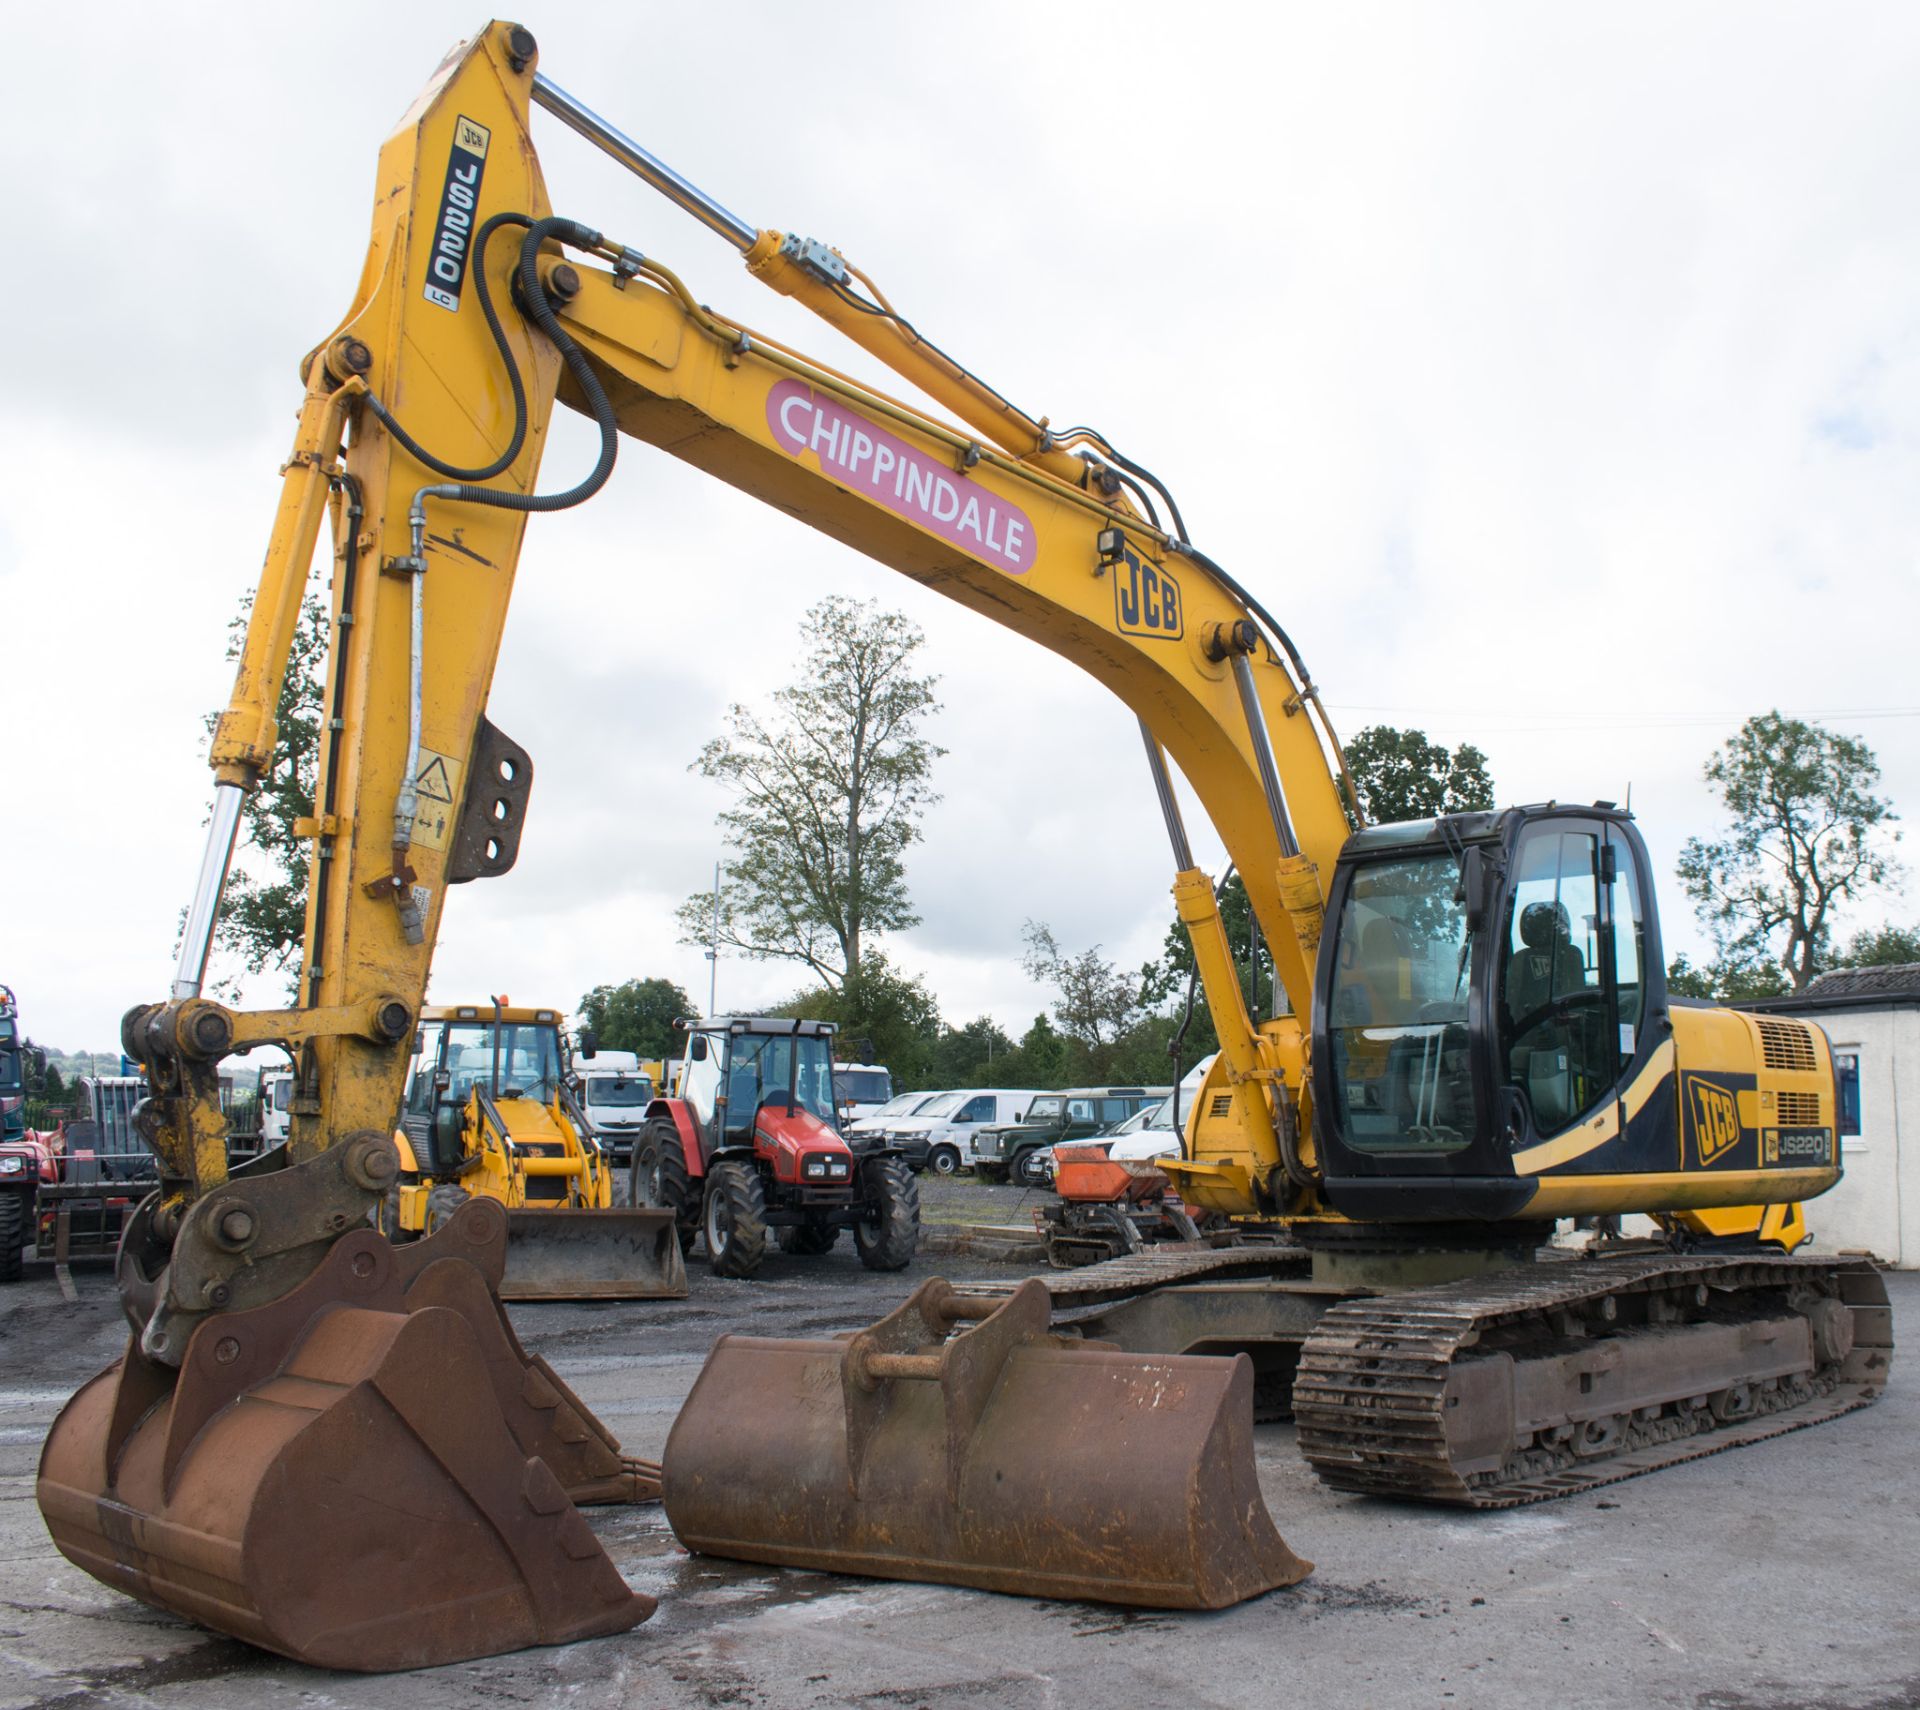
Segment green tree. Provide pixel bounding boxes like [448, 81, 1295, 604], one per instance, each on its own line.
[1677, 713, 1902, 992]
[771, 954, 944, 1089]
[928, 1016, 1017, 1088]
[202, 580, 330, 997]
[676, 597, 943, 998]
[1343, 724, 1494, 828]
[1020, 922, 1151, 1082]
[1829, 923, 1920, 969]
[995, 1015, 1069, 1088]
[578, 977, 698, 1058]
[1665, 950, 1790, 1004]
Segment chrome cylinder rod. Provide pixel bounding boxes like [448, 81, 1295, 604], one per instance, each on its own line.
[172, 783, 245, 1001]
[532, 73, 759, 253]
[1230, 655, 1302, 860]
[1139, 720, 1195, 872]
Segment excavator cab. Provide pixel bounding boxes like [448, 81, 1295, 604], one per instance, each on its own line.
[1310, 804, 1839, 1237]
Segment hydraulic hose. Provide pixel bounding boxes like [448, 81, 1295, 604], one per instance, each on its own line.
[362, 212, 533, 482]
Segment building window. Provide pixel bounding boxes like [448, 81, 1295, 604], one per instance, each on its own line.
[1834, 1051, 1861, 1138]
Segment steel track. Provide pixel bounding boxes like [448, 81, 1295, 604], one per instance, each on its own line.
[1292, 1253, 1893, 1507]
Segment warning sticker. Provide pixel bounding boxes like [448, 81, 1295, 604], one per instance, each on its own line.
[411, 746, 464, 852]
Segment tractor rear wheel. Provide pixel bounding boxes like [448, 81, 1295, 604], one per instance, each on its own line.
[703, 1161, 768, 1279]
[854, 1158, 919, 1272]
[776, 1221, 839, 1256]
[633, 1117, 698, 1250]
[0, 1190, 26, 1283]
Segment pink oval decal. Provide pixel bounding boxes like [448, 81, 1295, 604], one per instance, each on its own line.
[766, 378, 1035, 575]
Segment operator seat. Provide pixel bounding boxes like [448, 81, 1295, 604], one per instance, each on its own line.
[1505, 901, 1584, 1024]
[1504, 900, 1587, 1127]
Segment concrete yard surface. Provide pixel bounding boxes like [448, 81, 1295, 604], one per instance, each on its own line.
[0, 1235, 1912, 1710]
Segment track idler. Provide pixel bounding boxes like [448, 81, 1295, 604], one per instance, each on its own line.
[662, 1276, 1311, 1609]
[37, 1199, 654, 1670]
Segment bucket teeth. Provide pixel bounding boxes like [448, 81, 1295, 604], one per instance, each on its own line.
[37, 1200, 654, 1671]
[662, 1276, 1312, 1610]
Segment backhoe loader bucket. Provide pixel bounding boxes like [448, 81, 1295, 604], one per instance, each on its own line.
[38, 1199, 655, 1671]
[501, 1205, 689, 1301]
[662, 1276, 1311, 1610]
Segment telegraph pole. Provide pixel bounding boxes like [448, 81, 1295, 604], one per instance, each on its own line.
[706, 861, 721, 1015]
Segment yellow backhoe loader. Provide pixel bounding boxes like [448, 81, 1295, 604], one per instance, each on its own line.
[37, 19, 1889, 1674]
[385, 1000, 686, 1300]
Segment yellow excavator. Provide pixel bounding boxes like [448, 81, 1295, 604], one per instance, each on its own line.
[37, 20, 1890, 1673]
[384, 999, 687, 1300]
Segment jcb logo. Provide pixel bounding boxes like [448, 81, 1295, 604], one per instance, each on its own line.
[1688, 1078, 1742, 1167]
[1114, 546, 1183, 641]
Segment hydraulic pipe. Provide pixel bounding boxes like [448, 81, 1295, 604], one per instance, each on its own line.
[1139, 719, 1195, 872]
[172, 783, 245, 1001]
[531, 74, 758, 252]
[1230, 654, 1302, 861]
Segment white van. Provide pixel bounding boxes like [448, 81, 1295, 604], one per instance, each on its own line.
[886, 1089, 1041, 1176]
[569, 1050, 654, 1165]
[849, 1089, 944, 1141]
[833, 1061, 894, 1125]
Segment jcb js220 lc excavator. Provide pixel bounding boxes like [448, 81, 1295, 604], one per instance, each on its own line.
[36, 19, 1889, 1673]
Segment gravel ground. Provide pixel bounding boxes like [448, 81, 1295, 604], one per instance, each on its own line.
[0, 1207, 1912, 1710]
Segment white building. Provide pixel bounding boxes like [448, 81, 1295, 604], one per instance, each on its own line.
[1751, 964, 1919, 1268]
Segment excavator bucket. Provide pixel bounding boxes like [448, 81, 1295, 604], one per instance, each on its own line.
[662, 1276, 1311, 1610]
[37, 1199, 656, 1671]
[501, 1205, 689, 1301]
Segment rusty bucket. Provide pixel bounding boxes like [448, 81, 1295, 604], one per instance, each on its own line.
[501, 1206, 689, 1302]
[37, 1200, 655, 1671]
[661, 1276, 1311, 1609]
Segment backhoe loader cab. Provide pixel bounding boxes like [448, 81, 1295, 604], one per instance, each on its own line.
[389, 1002, 687, 1300]
[633, 1016, 919, 1278]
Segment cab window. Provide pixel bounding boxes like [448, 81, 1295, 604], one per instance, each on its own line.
[958, 1095, 995, 1123]
[403, 1025, 443, 1119]
[1499, 825, 1609, 1135]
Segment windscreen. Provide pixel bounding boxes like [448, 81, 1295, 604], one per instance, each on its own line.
[443, 1022, 562, 1106]
[732, 1033, 838, 1125]
[1324, 853, 1477, 1154]
[586, 1077, 650, 1107]
[834, 1069, 892, 1106]
[1023, 1096, 1064, 1124]
[913, 1092, 964, 1119]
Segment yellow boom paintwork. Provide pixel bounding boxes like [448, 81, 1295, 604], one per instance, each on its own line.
[146, 20, 1825, 1282]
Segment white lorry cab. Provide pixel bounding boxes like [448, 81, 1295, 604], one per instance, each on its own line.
[260, 1070, 294, 1145]
[832, 1061, 893, 1127]
[568, 1049, 654, 1165]
[884, 1089, 1042, 1176]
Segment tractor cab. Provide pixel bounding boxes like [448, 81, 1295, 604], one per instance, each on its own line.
[678, 1017, 846, 1155]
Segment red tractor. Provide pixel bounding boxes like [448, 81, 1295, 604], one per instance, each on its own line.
[630, 1016, 918, 1279]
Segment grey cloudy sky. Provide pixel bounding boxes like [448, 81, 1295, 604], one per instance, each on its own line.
[2, 2, 1916, 1052]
